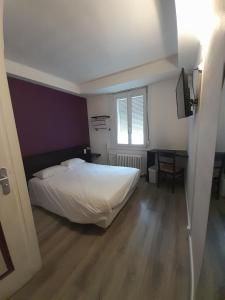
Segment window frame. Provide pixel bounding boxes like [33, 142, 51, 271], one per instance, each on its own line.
[113, 87, 147, 149]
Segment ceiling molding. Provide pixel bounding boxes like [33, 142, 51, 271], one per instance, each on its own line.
[5, 59, 80, 95]
[5, 57, 180, 95]
[80, 55, 179, 94]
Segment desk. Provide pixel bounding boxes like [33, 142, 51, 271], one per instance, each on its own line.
[146, 149, 188, 182]
[214, 152, 225, 174]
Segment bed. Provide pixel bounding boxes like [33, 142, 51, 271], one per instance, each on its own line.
[24, 147, 140, 228]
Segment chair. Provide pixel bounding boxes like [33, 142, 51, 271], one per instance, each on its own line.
[212, 153, 225, 199]
[157, 151, 184, 193]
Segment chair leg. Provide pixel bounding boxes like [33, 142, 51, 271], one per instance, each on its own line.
[216, 181, 220, 200]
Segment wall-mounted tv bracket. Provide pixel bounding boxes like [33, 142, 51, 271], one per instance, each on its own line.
[190, 68, 202, 108]
[189, 99, 198, 107]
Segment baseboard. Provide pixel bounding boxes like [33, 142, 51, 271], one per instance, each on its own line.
[184, 182, 195, 300]
[188, 232, 195, 300]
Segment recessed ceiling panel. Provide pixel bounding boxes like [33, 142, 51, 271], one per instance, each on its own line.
[4, 0, 178, 83]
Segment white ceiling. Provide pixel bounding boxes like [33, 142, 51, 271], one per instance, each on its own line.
[4, 0, 178, 86]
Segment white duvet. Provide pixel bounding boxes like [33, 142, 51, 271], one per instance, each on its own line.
[29, 162, 140, 226]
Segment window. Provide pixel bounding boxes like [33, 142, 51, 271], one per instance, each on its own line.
[115, 88, 146, 146]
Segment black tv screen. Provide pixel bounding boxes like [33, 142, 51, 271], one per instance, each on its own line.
[176, 68, 193, 119]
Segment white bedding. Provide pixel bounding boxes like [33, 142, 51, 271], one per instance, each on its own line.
[29, 162, 140, 227]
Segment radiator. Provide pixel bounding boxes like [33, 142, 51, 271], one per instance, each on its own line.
[116, 154, 142, 170]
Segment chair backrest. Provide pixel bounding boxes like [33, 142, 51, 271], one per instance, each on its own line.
[157, 151, 176, 173]
[213, 153, 225, 179]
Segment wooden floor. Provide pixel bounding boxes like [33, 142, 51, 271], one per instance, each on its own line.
[196, 197, 225, 300]
[10, 179, 190, 300]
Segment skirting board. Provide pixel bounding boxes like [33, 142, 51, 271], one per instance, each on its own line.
[185, 184, 195, 300]
[188, 233, 195, 300]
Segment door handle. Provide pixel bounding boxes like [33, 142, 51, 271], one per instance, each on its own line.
[0, 168, 10, 195]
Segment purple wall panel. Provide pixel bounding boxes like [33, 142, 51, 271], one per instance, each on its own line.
[8, 77, 90, 156]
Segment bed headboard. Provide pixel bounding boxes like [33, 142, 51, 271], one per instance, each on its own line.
[23, 145, 90, 180]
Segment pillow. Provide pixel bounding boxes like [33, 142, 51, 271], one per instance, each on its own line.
[33, 165, 67, 179]
[61, 158, 85, 167]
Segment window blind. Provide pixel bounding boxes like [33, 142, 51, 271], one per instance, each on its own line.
[117, 98, 128, 144]
[131, 95, 144, 145]
[115, 88, 146, 146]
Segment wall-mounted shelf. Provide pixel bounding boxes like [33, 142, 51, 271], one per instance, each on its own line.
[91, 115, 111, 131]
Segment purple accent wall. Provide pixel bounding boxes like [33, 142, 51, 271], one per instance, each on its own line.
[8, 77, 90, 157]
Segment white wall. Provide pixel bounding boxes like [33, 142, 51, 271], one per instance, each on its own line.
[87, 77, 188, 168]
[186, 113, 199, 227]
[148, 77, 188, 150]
[87, 94, 113, 164]
[186, 20, 225, 294]
[216, 84, 225, 152]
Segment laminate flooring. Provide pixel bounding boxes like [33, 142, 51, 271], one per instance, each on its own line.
[10, 178, 190, 300]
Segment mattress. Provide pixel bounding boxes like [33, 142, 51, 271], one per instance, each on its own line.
[28, 162, 140, 228]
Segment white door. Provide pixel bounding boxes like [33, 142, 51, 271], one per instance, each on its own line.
[0, 1, 41, 299]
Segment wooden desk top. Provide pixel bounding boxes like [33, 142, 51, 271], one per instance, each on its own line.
[148, 149, 188, 158]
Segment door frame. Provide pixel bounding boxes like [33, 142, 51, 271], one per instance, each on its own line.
[0, 0, 41, 297]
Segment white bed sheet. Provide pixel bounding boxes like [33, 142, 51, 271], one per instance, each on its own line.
[29, 162, 140, 227]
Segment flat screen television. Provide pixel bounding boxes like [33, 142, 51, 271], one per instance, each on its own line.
[176, 68, 193, 119]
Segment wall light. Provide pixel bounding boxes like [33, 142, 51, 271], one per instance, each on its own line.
[198, 61, 204, 72]
[175, 0, 220, 71]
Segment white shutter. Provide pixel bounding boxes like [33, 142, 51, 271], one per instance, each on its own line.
[117, 98, 128, 144]
[131, 95, 144, 145]
[115, 88, 146, 147]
